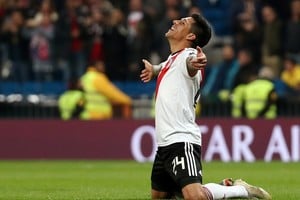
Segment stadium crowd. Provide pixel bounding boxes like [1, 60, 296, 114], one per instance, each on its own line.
[0, 0, 300, 118]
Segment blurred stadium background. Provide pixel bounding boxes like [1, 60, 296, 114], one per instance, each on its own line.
[0, 0, 300, 118]
[0, 0, 300, 199]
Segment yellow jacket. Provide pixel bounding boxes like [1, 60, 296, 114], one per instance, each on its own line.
[281, 65, 300, 89]
[231, 84, 246, 118]
[244, 79, 277, 119]
[58, 90, 84, 120]
[80, 67, 132, 119]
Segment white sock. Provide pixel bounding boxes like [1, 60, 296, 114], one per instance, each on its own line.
[204, 183, 248, 199]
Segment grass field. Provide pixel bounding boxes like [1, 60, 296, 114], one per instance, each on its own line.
[0, 160, 299, 200]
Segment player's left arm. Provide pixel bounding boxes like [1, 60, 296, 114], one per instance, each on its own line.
[186, 46, 207, 77]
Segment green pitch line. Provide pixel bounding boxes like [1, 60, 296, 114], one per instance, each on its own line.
[0, 160, 299, 200]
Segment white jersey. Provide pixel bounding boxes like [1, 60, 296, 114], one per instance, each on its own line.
[155, 48, 202, 147]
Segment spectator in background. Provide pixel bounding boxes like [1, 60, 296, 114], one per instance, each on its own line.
[29, 8, 55, 81]
[261, 4, 283, 78]
[229, 0, 262, 34]
[86, 6, 105, 64]
[188, 4, 202, 16]
[108, 0, 127, 13]
[164, 0, 188, 16]
[0, 0, 6, 77]
[234, 13, 262, 65]
[12, 0, 36, 20]
[243, 67, 277, 119]
[63, 0, 89, 82]
[52, 1, 71, 82]
[80, 60, 132, 120]
[143, 0, 165, 25]
[202, 44, 239, 101]
[127, 0, 144, 45]
[102, 8, 129, 81]
[26, 0, 58, 81]
[26, 0, 58, 28]
[52, 0, 64, 13]
[0, 0, 6, 22]
[284, 0, 300, 63]
[58, 80, 84, 120]
[261, 0, 291, 20]
[231, 49, 259, 117]
[280, 55, 300, 94]
[233, 48, 259, 88]
[127, 0, 154, 80]
[153, 6, 181, 62]
[231, 80, 247, 118]
[85, 0, 113, 10]
[52, 0, 89, 82]
[1, 9, 30, 81]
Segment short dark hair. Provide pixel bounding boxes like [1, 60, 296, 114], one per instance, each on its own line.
[190, 13, 212, 48]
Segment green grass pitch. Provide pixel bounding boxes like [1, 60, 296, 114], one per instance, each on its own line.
[0, 160, 299, 199]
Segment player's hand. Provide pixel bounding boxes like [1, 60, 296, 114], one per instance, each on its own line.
[140, 59, 154, 83]
[189, 46, 207, 70]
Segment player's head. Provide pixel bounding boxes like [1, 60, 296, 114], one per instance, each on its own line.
[90, 60, 106, 73]
[190, 13, 212, 48]
[165, 13, 211, 48]
[284, 54, 297, 70]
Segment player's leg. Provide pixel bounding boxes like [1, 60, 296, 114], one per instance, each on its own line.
[167, 142, 268, 200]
[171, 142, 213, 199]
[204, 183, 248, 199]
[151, 147, 175, 199]
[203, 179, 272, 199]
[151, 189, 168, 199]
[233, 179, 272, 199]
[182, 182, 213, 200]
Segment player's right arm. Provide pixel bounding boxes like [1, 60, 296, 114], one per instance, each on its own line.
[140, 59, 161, 83]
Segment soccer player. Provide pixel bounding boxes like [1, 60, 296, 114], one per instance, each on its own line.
[140, 13, 272, 200]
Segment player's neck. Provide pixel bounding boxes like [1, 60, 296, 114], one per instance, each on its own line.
[169, 41, 189, 54]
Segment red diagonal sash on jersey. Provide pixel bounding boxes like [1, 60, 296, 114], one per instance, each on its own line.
[155, 51, 183, 99]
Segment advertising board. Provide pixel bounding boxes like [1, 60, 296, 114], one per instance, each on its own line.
[0, 119, 299, 162]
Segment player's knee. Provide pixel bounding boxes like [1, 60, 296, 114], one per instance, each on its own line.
[151, 189, 170, 199]
[182, 184, 209, 200]
[183, 191, 208, 200]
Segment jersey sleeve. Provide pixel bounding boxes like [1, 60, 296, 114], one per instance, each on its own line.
[181, 48, 199, 78]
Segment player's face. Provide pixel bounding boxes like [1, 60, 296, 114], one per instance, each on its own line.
[165, 17, 195, 40]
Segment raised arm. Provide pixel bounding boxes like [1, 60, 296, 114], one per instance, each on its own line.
[186, 46, 207, 77]
[140, 59, 161, 83]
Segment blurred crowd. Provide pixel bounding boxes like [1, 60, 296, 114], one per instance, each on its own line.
[0, 0, 199, 83]
[0, 0, 300, 99]
[202, 0, 300, 102]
